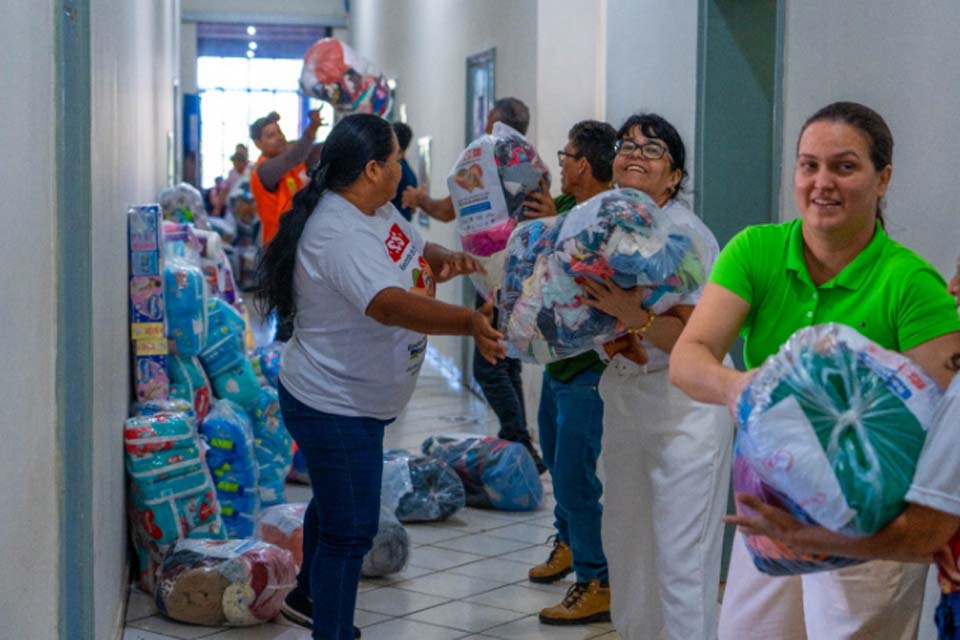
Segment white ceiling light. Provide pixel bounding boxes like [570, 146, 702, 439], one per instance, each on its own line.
[246, 26, 256, 36]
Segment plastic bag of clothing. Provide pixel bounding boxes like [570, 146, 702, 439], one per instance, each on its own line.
[250, 342, 283, 389]
[384, 449, 466, 522]
[447, 122, 551, 297]
[201, 400, 261, 537]
[498, 188, 712, 363]
[251, 386, 294, 507]
[156, 539, 296, 626]
[737, 323, 942, 540]
[422, 435, 542, 510]
[164, 256, 207, 356]
[361, 507, 410, 578]
[732, 451, 862, 576]
[300, 38, 392, 116]
[255, 503, 307, 568]
[168, 354, 213, 421]
[159, 182, 208, 230]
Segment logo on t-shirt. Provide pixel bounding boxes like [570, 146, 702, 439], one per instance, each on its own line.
[385, 224, 410, 262]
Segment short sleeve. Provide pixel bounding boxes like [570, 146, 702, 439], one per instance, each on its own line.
[708, 227, 760, 306]
[895, 265, 960, 352]
[906, 374, 960, 515]
[316, 228, 408, 313]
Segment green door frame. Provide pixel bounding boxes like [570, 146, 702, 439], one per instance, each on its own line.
[57, 1, 95, 638]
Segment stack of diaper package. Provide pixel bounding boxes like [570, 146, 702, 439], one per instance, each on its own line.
[498, 188, 712, 363]
[201, 400, 262, 538]
[734, 323, 943, 574]
[129, 205, 171, 403]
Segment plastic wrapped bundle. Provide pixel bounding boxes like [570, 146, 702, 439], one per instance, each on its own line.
[136, 398, 195, 421]
[200, 298, 260, 409]
[498, 188, 712, 363]
[255, 503, 307, 568]
[201, 400, 261, 537]
[300, 38, 392, 116]
[156, 539, 296, 626]
[164, 257, 207, 356]
[288, 446, 310, 484]
[251, 386, 294, 507]
[737, 323, 942, 545]
[422, 435, 543, 510]
[169, 354, 213, 421]
[250, 342, 283, 389]
[447, 122, 551, 297]
[159, 183, 208, 230]
[361, 507, 410, 577]
[384, 450, 466, 522]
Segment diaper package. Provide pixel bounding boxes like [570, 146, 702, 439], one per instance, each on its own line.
[201, 400, 261, 538]
[129, 205, 170, 402]
[251, 386, 294, 507]
[422, 435, 542, 511]
[448, 122, 551, 297]
[168, 354, 213, 421]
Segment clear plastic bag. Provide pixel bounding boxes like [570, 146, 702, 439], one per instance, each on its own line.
[255, 503, 307, 568]
[156, 539, 296, 626]
[299, 38, 392, 116]
[498, 188, 712, 363]
[250, 342, 283, 389]
[200, 400, 261, 538]
[361, 507, 410, 578]
[448, 122, 551, 297]
[158, 183, 208, 230]
[384, 449, 466, 522]
[422, 435, 543, 511]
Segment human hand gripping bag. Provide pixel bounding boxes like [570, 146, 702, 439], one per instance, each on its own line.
[498, 188, 713, 363]
[201, 400, 261, 538]
[299, 37, 392, 116]
[251, 386, 294, 507]
[735, 323, 943, 575]
[383, 449, 466, 522]
[156, 538, 296, 626]
[421, 435, 543, 510]
[448, 122, 551, 298]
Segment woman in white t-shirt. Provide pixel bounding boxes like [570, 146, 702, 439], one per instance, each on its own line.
[257, 114, 505, 640]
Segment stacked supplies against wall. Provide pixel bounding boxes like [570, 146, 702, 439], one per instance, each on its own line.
[155, 539, 296, 626]
[249, 342, 283, 389]
[163, 224, 207, 357]
[498, 188, 712, 363]
[251, 386, 294, 507]
[129, 205, 170, 403]
[125, 409, 226, 593]
[300, 37, 392, 116]
[199, 298, 261, 409]
[255, 503, 307, 568]
[201, 400, 261, 538]
[734, 323, 943, 575]
[168, 354, 213, 422]
[158, 182, 209, 230]
[448, 122, 551, 297]
[383, 449, 466, 523]
[422, 435, 543, 511]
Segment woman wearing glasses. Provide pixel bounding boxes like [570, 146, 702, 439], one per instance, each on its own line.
[577, 113, 732, 640]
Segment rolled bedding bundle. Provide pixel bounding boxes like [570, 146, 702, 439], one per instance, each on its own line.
[448, 122, 551, 297]
[201, 400, 261, 538]
[155, 539, 296, 626]
[498, 188, 713, 363]
[299, 37, 392, 116]
[422, 435, 542, 511]
[251, 386, 294, 507]
[734, 323, 943, 574]
[384, 449, 466, 522]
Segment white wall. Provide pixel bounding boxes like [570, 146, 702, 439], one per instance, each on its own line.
[89, 1, 180, 637]
[605, 0, 700, 186]
[0, 2, 59, 638]
[350, 0, 538, 372]
[779, 1, 960, 278]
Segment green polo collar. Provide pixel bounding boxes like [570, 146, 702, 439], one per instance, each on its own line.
[785, 219, 887, 291]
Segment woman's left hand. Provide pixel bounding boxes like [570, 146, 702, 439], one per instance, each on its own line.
[436, 251, 485, 283]
[724, 493, 805, 542]
[579, 278, 649, 330]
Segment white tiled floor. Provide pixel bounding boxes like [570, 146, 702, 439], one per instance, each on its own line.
[124, 357, 618, 640]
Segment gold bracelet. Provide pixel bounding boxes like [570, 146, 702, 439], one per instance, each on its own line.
[627, 309, 656, 336]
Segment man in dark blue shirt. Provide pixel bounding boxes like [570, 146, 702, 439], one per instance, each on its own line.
[391, 122, 418, 221]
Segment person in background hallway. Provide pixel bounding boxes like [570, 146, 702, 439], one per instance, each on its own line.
[670, 101, 960, 640]
[224, 143, 250, 195]
[257, 114, 505, 640]
[390, 122, 418, 222]
[521, 120, 616, 625]
[578, 113, 731, 640]
[402, 97, 546, 471]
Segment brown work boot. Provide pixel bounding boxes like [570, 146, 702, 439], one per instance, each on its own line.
[528, 536, 573, 583]
[538, 579, 611, 625]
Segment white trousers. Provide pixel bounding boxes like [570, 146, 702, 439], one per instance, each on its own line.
[599, 360, 734, 640]
[719, 532, 927, 640]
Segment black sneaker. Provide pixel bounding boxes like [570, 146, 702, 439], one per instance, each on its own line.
[281, 588, 361, 638]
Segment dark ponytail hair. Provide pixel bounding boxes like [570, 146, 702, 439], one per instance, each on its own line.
[798, 101, 893, 227]
[255, 113, 395, 321]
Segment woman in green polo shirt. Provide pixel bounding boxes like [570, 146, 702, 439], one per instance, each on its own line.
[670, 101, 960, 639]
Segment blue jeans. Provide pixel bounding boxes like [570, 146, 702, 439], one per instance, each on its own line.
[278, 382, 387, 640]
[938, 591, 960, 639]
[538, 369, 608, 582]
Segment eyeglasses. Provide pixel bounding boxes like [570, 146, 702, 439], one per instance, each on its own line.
[614, 139, 668, 160]
[557, 150, 584, 163]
